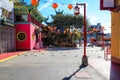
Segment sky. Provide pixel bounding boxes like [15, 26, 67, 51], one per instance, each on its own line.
[25, 0, 111, 33]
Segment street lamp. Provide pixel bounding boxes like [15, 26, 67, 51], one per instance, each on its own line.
[74, 3, 88, 66]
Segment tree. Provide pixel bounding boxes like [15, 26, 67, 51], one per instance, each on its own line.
[52, 14, 89, 30]
[43, 10, 90, 47]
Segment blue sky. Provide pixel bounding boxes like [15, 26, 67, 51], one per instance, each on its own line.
[25, 0, 111, 33]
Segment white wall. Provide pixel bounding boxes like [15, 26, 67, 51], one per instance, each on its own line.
[0, 0, 13, 12]
[0, 0, 14, 21]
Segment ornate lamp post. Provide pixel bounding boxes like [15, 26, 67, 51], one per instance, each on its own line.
[74, 3, 88, 66]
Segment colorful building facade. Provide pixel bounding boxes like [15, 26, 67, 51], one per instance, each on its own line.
[14, 1, 44, 50]
[89, 23, 111, 47]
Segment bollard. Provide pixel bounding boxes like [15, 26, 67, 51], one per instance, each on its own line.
[82, 56, 88, 66]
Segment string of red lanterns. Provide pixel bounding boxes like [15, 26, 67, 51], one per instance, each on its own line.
[52, 3, 73, 10]
[31, 0, 74, 10]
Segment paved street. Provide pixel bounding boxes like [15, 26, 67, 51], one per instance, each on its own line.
[0, 47, 111, 80]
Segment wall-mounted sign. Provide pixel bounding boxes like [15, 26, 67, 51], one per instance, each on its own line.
[17, 32, 26, 41]
[100, 0, 115, 10]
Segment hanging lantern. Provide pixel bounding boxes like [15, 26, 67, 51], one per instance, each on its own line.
[68, 4, 73, 10]
[74, 5, 80, 15]
[52, 3, 58, 9]
[31, 0, 38, 6]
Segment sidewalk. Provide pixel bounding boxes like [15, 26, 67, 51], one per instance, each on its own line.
[0, 48, 46, 63]
[0, 51, 26, 62]
[89, 58, 111, 80]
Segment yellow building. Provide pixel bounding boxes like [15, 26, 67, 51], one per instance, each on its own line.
[100, 0, 120, 64]
[111, 0, 120, 64]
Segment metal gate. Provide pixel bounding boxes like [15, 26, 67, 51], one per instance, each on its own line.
[0, 26, 16, 53]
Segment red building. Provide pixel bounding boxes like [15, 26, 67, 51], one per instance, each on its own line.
[14, 2, 44, 50]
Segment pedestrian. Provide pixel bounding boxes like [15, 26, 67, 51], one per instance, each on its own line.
[39, 41, 43, 51]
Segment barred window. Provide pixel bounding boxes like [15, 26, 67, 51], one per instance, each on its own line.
[103, 0, 115, 8]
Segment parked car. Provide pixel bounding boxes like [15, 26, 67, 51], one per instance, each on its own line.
[87, 43, 94, 47]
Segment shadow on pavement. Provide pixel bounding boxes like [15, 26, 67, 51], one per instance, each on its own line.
[62, 64, 87, 80]
[110, 62, 120, 80]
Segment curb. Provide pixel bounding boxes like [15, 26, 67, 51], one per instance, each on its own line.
[0, 51, 26, 63]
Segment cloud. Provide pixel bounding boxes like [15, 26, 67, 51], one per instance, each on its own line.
[88, 15, 111, 33]
[38, 0, 52, 11]
[88, 16, 98, 24]
[102, 24, 111, 33]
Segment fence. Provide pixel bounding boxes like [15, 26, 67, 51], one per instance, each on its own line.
[0, 26, 16, 53]
[104, 47, 111, 60]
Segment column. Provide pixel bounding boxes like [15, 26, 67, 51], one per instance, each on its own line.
[111, 12, 120, 64]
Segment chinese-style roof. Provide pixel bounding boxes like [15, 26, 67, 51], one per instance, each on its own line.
[14, 2, 44, 22]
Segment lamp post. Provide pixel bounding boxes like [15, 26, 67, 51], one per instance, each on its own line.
[74, 3, 88, 66]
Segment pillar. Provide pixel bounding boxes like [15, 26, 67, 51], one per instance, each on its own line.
[111, 12, 120, 64]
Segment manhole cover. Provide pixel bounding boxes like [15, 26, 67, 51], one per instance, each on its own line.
[75, 72, 91, 78]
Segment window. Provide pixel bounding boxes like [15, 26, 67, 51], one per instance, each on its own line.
[21, 15, 28, 22]
[100, 0, 115, 10]
[16, 15, 21, 22]
[15, 14, 28, 22]
[103, 0, 115, 8]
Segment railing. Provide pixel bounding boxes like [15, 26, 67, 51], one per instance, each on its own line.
[104, 47, 111, 60]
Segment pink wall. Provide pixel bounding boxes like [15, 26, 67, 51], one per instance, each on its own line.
[15, 24, 36, 50]
[30, 24, 36, 49]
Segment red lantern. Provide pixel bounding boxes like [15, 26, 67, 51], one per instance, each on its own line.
[68, 4, 73, 10]
[52, 3, 58, 9]
[31, 0, 38, 6]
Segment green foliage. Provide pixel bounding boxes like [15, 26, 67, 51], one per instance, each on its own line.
[52, 14, 90, 29]
[43, 10, 91, 47]
[72, 32, 81, 40]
